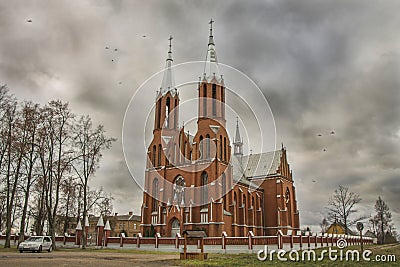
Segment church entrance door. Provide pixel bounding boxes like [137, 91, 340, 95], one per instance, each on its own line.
[170, 218, 180, 237]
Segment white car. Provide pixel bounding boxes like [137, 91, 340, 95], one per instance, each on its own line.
[18, 236, 53, 253]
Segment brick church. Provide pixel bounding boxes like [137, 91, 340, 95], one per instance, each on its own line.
[141, 21, 300, 237]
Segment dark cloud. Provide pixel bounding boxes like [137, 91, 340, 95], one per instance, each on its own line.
[1, 0, 399, 231]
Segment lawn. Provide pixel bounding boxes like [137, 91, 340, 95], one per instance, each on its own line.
[174, 243, 399, 267]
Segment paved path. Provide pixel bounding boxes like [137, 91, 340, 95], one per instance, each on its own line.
[0, 251, 179, 267]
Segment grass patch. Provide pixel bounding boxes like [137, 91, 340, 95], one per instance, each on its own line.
[174, 244, 400, 267]
[0, 246, 178, 255]
[0, 247, 18, 253]
[56, 247, 179, 255]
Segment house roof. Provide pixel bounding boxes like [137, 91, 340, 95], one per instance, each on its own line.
[327, 222, 356, 235]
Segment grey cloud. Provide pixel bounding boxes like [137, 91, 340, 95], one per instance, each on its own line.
[1, 0, 399, 232]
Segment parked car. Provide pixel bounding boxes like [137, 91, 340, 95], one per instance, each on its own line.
[18, 236, 52, 253]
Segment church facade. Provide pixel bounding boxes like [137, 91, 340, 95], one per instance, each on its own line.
[140, 22, 300, 237]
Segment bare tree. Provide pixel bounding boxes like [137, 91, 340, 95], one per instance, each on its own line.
[39, 101, 75, 248]
[327, 185, 365, 234]
[320, 217, 329, 233]
[3, 96, 17, 248]
[18, 102, 40, 243]
[72, 115, 115, 248]
[373, 196, 392, 244]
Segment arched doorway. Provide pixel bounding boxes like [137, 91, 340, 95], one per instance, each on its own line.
[170, 218, 180, 237]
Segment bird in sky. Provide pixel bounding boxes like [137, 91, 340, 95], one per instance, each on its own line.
[27, 19, 32, 23]
[114, 48, 118, 51]
[331, 131, 335, 135]
[312, 180, 316, 183]
[323, 148, 327, 152]
[105, 46, 109, 49]
[142, 35, 147, 38]
[318, 134, 322, 137]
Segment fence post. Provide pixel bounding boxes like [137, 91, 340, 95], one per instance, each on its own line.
[175, 233, 180, 249]
[104, 220, 111, 247]
[155, 233, 160, 248]
[313, 233, 317, 248]
[120, 232, 125, 247]
[287, 230, 293, 250]
[96, 216, 104, 247]
[248, 231, 254, 250]
[277, 230, 284, 250]
[75, 220, 82, 246]
[221, 231, 227, 250]
[137, 233, 141, 248]
[84, 216, 89, 246]
[297, 231, 302, 250]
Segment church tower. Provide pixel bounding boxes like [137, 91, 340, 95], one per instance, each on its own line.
[233, 118, 243, 156]
[148, 37, 180, 170]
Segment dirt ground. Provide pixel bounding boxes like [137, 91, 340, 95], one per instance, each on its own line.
[0, 250, 179, 267]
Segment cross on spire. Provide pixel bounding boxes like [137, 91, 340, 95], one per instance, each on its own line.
[209, 19, 214, 36]
[168, 36, 173, 53]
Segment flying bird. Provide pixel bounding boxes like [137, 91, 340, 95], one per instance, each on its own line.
[330, 131, 335, 135]
[119, 81, 122, 84]
[317, 134, 322, 137]
[111, 59, 114, 62]
[323, 148, 326, 152]
[105, 46, 109, 49]
[312, 180, 316, 183]
[27, 19, 32, 23]
[114, 48, 118, 51]
[142, 35, 147, 38]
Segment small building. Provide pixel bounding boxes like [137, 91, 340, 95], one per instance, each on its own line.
[326, 222, 355, 235]
[110, 212, 141, 237]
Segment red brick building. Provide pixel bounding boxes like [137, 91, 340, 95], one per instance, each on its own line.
[141, 22, 300, 237]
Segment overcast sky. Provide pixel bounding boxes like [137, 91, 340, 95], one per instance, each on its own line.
[1, 0, 399, 233]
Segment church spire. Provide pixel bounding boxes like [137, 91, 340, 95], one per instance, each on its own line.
[160, 36, 177, 96]
[233, 117, 243, 156]
[203, 19, 221, 82]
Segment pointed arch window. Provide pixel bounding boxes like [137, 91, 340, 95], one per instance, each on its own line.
[157, 99, 162, 129]
[219, 135, 222, 160]
[152, 178, 159, 211]
[152, 145, 156, 167]
[174, 99, 178, 128]
[173, 176, 186, 205]
[165, 97, 171, 128]
[199, 135, 203, 159]
[222, 173, 227, 210]
[203, 84, 207, 117]
[206, 134, 210, 159]
[223, 137, 227, 162]
[212, 84, 216, 116]
[183, 141, 187, 162]
[158, 144, 162, 166]
[221, 86, 225, 117]
[201, 172, 208, 206]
